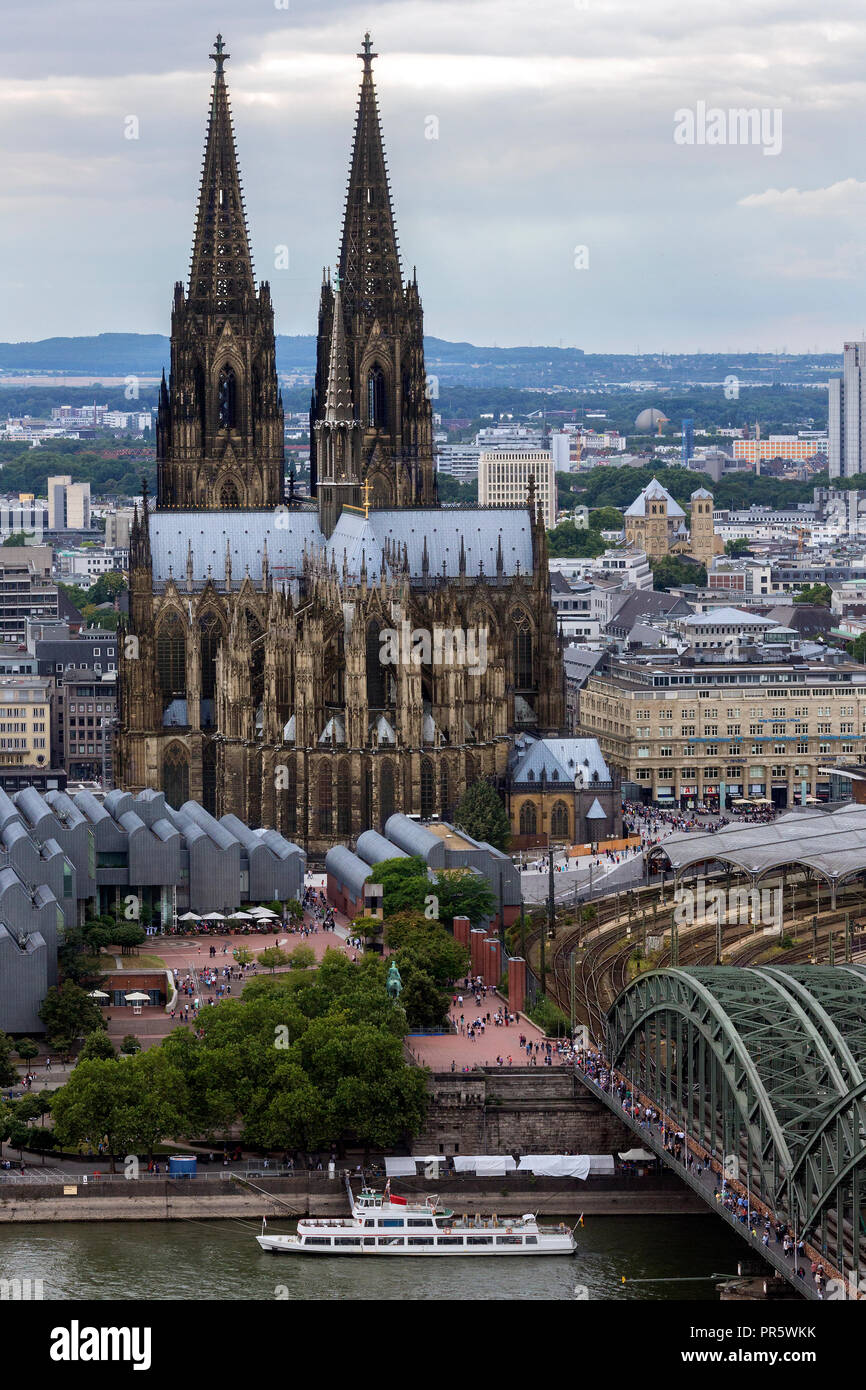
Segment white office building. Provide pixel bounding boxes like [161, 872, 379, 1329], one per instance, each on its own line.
[478, 450, 556, 529]
[435, 444, 481, 483]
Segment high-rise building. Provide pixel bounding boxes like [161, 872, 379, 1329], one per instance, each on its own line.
[829, 342, 866, 479]
[478, 450, 557, 528]
[681, 418, 694, 465]
[46, 476, 91, 530]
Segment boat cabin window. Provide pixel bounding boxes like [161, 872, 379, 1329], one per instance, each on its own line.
[525, 1236, 538, 1245]
[306, 1237, 331, 1246]
[466, 1236, 494, 1245]
[436, 1236, 463, 1245]
[382, 1218, 404, 1227]
[408, 1218, 434, 1227]
[334, 1237, 362, 1246]
[497, 1236, 523, 1245]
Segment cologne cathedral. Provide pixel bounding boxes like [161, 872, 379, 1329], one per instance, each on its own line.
[116, 34, 564, 857]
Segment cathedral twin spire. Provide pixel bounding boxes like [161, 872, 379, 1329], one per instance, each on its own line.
[188, 34, 256, 314]
[338, 32, 404, 326]
[155, 33, 283, 512]
[157, 33, 434, 521]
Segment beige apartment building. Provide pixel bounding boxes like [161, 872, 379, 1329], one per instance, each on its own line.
[578, 653, 866, 809]
[0, 677, 52, 770]
[478, 450, 557, 529]
[47, 476, 91, 530]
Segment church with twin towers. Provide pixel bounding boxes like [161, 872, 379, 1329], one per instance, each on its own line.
[116, 34, 564, 855]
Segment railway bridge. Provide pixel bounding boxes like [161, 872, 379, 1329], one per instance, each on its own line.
[576, 964, 866, 1300]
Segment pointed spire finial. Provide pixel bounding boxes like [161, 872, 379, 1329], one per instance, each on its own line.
[211, 32, 229, 74]
[188, 37, 255, 311]
[340, 33, 401, 319]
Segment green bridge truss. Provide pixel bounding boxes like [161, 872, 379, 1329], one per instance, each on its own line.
[607, 965, 866, 1275]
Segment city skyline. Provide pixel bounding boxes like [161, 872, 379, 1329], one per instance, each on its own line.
[1, 1, 866, 351]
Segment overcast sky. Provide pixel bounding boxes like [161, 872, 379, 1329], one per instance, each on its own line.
[0, 0, 864, 351]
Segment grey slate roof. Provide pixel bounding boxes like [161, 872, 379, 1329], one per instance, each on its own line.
[148, 507, 535, 584]
[606, 591, 693, 636]
[623, 479, 686, 520]
[512, 736, 612, 787]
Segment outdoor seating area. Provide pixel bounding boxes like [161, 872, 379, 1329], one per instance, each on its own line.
[157, 906, 286, 935]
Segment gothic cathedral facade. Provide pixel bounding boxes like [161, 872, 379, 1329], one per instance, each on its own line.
[116, 35, 565, 858]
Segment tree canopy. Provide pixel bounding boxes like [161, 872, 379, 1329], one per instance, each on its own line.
[453, 779, 511, 851]
[367, 856, 430, 916]
[650, 554, 707, 591]
[149, 950, 427, 1153]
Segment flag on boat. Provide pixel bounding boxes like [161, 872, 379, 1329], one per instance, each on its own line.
[390, 1192, 408, 1206]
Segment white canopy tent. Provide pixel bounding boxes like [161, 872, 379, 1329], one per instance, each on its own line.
[516, 1154, 615, 1179]
[384, 1156, 445, 1177]
[451, 1156, 518, 1176]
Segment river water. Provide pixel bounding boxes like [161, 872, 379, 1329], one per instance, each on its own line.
[0, 1216, 746, 1300]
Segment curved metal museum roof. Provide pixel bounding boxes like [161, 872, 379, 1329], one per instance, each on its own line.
[650, 804, 866, 884]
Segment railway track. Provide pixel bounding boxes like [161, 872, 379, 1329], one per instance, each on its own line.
[536, 905, 866, 1041]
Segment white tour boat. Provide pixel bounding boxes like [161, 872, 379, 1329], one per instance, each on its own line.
[256, 1181, 577, 1256]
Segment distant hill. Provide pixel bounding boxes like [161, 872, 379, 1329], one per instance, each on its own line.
[0, 332, 843, 389]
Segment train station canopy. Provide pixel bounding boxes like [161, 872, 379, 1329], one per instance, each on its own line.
[649, 804, 866, 884]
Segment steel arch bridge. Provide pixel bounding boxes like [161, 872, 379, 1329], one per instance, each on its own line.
[606, 965, 866, 1281]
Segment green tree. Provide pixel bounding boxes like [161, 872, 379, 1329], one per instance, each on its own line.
[589, 506, 625, 530]
[158, 950, 425, 1155]
[2, 530, 35, 546]
[393, 924, 469, 989]
[52, 1051, 188, 1167]
[14, 1038, 39, 1063]
[38, 982, 107, 1049]
[259, 946, 289, 973]
[51, 1058, 140, 1171]
[432, 867, 496, 930]
[725, 538, 753, 557]
[119, 1034, 141, 1055]
[527, 994, 570, 1037]
[398, 965, 450, 1030]
[87, 571, 127, 606]
[545, 523, 607, 559]
[25, 1128, 57, 1164]
[350, 915, 383, 945]
[368, 857, 430, 916]
[288, 945, 316, 970]
[453, 779, 511, 851]
[79, 1031, 118, 1062]
[650, 554, 707, 591]
[849, 633, 866, 664]
[794, 583, 832, 607]
[0, 1032, 19, 1085]
[284, 898, 304, 924]
[112, 922, 146, 955]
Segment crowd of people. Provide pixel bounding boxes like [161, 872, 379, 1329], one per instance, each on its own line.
[574, 1045, 837, 1298]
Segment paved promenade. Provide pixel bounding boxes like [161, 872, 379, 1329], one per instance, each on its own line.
[405, 990, 550, 1071]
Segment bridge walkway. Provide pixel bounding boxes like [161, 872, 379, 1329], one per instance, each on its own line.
[574, 1060, 855, 1301]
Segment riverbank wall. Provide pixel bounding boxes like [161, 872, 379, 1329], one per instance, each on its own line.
[0, 1172, 706, 1223]
[413, 1068, 633, 1154]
